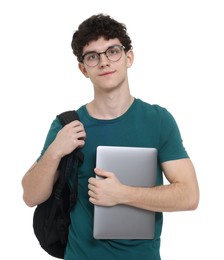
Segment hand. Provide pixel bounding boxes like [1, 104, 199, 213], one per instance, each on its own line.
[50, 120, 86, 158]
[88, 168, 124, 206]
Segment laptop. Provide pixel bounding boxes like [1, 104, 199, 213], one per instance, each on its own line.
[93, 146, 157, 239]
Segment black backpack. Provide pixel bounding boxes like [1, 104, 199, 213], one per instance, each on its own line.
[33, 110, 84, 259]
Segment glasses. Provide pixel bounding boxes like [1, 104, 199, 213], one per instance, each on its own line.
[81, 45, 125, 67]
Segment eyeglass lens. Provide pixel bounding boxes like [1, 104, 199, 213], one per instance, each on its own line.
[83, 45, 124, 67]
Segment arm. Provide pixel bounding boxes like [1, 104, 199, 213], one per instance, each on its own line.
[22, 120, 86, 207]
[88, 158, 199, 212]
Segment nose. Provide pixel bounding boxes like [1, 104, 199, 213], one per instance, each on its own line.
[98, 52, 110, 67]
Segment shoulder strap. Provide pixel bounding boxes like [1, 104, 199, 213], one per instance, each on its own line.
[57, 110, 84, 163]
[57, 110, 79, 125]
[53, 110, 84, 208]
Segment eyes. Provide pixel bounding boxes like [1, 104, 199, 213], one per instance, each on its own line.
[85, 53, 99, 62]
[82, 45, 125, 67]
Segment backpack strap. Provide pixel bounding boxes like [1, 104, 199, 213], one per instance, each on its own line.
[54, 110, 84, 209]
[57, 110, 84, 163]
[57, 110, 79, 125]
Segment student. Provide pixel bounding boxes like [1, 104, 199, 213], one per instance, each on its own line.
[22, 13, 199, 260]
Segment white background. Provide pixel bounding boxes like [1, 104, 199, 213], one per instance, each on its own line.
[1, 0, 223, 259]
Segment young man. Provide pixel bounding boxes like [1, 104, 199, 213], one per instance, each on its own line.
[22, 14, 199, 259]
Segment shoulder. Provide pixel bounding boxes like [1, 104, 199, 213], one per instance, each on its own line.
[76, 105, 88, 120]
[135, 98, 173, 119]
[136, 98, 165, 111]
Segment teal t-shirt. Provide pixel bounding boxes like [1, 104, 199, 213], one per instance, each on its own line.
[40, 98, 189, 260]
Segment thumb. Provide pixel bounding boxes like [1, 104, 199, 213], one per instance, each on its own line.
[94, 168, 112, 178]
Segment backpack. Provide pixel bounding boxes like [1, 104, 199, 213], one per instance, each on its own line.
[33, 110, 84, 259]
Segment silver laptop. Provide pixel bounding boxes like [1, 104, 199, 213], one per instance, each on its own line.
[93, 146, 157, 239]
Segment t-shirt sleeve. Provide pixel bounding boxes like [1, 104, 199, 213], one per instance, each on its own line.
[37, 117, 62, 161]
[158, 108, 189, 163]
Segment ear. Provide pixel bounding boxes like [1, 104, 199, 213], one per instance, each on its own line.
[78, 63, 89, 78]
[126, 49, 134, 68]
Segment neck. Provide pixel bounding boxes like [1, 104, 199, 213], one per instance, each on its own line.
[86, 93, 134, 119]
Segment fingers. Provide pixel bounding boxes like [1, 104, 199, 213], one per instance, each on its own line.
[94, 168, 113, 178]
[87, 176, 118, 206]
[88, 183, 102, 205]
[72, 121, 86, 141]
[88, 182, 99, 204]
[54, 119, 86, 155]
[65, 120, 86, 137]
[88, 170, 116, 205]
[63, 120, 86, 145]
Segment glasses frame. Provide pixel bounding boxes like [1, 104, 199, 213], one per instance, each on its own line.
[81, 44, 125, 67]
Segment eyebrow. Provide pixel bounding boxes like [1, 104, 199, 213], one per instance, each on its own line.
[82, 44, 120, 57]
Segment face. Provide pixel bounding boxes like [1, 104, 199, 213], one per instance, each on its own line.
[78, 37, 134, 91]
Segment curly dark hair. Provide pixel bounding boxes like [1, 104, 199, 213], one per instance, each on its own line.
[71, 14, 132, 62]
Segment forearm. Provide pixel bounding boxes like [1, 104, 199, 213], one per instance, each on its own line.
[120, 182, 198, 212]
[22, 146, 61, 207]
[89, 159, 199, 211]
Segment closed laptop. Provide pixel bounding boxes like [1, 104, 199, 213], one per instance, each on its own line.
[93, 146, 157, 239]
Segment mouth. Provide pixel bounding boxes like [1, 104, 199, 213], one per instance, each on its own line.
[98, 70, 115, 76]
